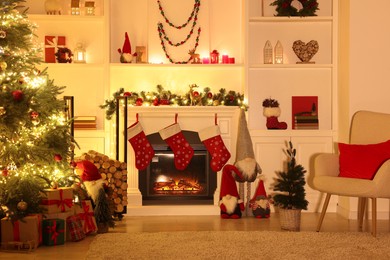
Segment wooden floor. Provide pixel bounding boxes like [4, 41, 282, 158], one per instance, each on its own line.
[0, 213, 388, 260]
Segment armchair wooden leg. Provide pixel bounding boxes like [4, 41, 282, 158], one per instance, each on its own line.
[317, 193, 331, 232]
[358, 197, 367, 231]
[372, 198, 377, 237]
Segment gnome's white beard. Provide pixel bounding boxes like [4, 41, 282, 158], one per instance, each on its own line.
[84, 179, 104, 203]
[235, 158, 258, 180]
[220, 195, 238, 214]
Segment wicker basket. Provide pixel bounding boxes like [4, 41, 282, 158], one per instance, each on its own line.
[278, 208, 302, 231]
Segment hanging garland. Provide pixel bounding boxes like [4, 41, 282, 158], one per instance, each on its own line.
[271, 0, 319, 17]
[157, 0, 200, 29]
[100, 84, 247, 120]
[158, 25, 201, 64]
[157, 16, 198, 47]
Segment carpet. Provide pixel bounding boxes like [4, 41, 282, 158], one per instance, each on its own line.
[86, 231, 390, 260]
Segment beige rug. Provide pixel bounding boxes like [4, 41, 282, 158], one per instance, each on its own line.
[86, 231, 390, 260]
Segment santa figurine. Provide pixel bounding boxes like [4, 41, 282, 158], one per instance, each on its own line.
[219, 164, 245, 219]
[249, 179, 271, 218]
[75, 160, 114, 233]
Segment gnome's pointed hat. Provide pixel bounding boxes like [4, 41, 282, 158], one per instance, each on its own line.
[121, 32, 131, 54]
[77, 160, 101, 182]
[250, 179, 267, 203]
[220, 164, 243, 199]
[233, 109, 261, 182]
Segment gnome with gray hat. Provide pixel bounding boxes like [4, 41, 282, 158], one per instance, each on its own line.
[231, 109, 262, 216]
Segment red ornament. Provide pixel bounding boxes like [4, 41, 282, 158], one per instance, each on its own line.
[207, 92, 213, 99]
[30, 111, 39, 119]
[229, 95, 234, 101]
[2, 169, 8, 177]
[153, 98, 160, 106]
[193, 91, 199, 97]
[160, 99, 170, 105]
[54, 154, 62, 162]
[136, 98, 143, 106]
[123, 91, 132, 97]
[12, 90, 23, 101]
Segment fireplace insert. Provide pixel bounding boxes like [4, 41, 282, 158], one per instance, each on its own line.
[139, 131, 217, 205]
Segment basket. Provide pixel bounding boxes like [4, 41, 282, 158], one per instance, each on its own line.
[278, 208, 302, 231]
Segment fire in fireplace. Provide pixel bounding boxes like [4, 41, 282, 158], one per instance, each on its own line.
[139, 131, 217, 205]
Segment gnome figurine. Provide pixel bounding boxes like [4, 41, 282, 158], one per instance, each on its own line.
[118, 32, 135, 63]
[249, 179, 271, 218]
[231, 109, 262, 216]
[219, 164, 245, 219]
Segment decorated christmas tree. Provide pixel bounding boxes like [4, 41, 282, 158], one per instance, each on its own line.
[273, 141, 308, 210]
[0, 0, 75, 221]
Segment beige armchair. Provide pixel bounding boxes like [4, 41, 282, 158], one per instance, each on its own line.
[311, 110, 390, 237]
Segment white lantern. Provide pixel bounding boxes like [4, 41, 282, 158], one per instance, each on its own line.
[274, 40, 283, 64]
[263, 40, 273, 64]
[85, 1, 95, 16]
[73, 43, 86, 63]
[71, 0, 80, 15]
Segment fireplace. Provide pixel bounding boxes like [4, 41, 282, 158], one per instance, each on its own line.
[139, 131, 217, 205]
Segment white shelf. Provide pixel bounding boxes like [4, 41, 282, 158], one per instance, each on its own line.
[249, 64, 333, 69]
[249, 16, 334, 23]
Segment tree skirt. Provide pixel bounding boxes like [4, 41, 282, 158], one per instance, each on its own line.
[86, 230, 390, 259]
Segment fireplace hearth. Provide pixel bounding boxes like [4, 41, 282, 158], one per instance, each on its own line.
[139, 131, 217, 205]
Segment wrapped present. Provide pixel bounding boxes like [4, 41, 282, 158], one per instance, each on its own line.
[45, 36, 66, 63]
[40, 187, 74, 214]
[75, 200, 97, 235]
[1, 214, 42, 247]
[66, 215, 85, 242]
[44, 211, 74, 241]
[42, 219, 65, 246]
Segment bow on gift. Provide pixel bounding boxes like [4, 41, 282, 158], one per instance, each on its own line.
[41, 189, 73, 212]
[46, 220, 64, 245]
[78, 201, 96, 234]
[45, 37, 65, 51]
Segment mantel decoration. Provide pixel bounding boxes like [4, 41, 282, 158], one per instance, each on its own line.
[100, 84, 247, 120]
[157, 0, 202, 64]
[292, 40, 319, 64]
[55, 47, 73, 63]
[271, 0, 319, 17]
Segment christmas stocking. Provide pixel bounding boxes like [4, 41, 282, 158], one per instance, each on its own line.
[199, 125, 231, 172]
[159, 122, 194, 171]
[127, 120, 155, 170]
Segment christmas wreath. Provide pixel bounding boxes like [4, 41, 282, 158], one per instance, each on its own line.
[55, 47, 73, 63]
[271, 0, 319, 17]
[100, 84, 247, 120]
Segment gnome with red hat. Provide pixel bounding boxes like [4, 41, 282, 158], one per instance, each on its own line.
[118, 32, 136, 63]
[75, 160, 114, 232]
[219, 164, 245, 219]
[249, 179, 271, 218]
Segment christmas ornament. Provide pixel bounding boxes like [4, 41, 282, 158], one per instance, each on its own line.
[30, 111, 39, 119]
[262, 98, 288, 129]
[1, 84, 8, 92]
[0, 61, 7, 70]
[2, 169, 8, 177]
[12, 90, 23, 101]
[0, 30, 6, 38]
[32, 118, 40, 126]
[0, 106, 6, 116]
[54, 154, 62, 161]
[17, 200, 28, 211]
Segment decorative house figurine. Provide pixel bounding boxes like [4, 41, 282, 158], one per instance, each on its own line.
[264, 40, 273, 64]
[274, 40, 283, 64]
[85, 1, 95, 16]
[73, 43, 86, 63]
[71, 0, 80, 15]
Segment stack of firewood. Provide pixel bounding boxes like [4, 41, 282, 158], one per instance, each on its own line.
[76, 150, 128, 213]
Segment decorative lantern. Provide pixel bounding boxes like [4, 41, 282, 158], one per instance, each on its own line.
[263, 40, 273, 64]
[85, 1, 95, 16]
[73, 43, 86, 63]
[274, 40, 283, 64]
[71, 0, 80, 15]
[210, 50, 219, 64]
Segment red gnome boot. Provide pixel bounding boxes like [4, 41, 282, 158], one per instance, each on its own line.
[262, 98, 287, 130]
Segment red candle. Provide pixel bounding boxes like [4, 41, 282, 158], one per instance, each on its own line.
[228, 57, 235, 64]
[222, 55, 229, 64]
[202, 57, 210, 64]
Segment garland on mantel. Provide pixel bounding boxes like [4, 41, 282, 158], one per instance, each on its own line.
[100, 84, 247, 120]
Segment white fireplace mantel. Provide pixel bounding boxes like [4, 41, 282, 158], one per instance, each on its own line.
[125, 106, 241, 216]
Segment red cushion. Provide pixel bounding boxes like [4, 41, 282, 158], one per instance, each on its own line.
[338, 140, 390, 180]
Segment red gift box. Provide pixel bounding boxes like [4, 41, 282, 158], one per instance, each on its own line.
[45, 36, 66, 63]
[74, 200, 97, 235]
[1, 214, 42, 247]
[40, 187, 74, 214]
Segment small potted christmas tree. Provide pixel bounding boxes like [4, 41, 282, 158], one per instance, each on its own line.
[273, 141, 308, 231]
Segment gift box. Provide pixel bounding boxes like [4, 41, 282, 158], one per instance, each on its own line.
[40, 187, 74, 214]
[44, 211, 74, 241]
[1, 214, 42, 247]
[66, 215, 86, 242]
[42, 219, 65, 246]
[74, 200, 97, 235]
[45, 36, 66, 63]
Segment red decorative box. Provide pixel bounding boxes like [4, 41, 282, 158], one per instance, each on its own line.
[45, 36, 66, 63]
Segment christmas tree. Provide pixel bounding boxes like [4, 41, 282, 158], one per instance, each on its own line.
[0, 0, 75, 221]
[273, 141, 308, 210]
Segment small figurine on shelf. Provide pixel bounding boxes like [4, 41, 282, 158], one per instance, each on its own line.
[189, 49, 201, 64]
[45, 0, 62, 15]
[262, 97, 287, 129]
[118, 32, 136, 63]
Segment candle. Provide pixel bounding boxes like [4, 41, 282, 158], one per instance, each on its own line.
[202, 57, 210, 64]
[222, 55, 229, 64]
[228, 57, 235, 64]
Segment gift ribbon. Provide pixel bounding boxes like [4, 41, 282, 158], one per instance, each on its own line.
[45, 37, 65, 50]
[77, 201, 96, 234]
[46, 220, 64, 245]
[13, 221, 21, 242]
[41, 189, 73, 212]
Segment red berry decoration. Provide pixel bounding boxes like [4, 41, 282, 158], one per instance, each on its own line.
[153, 98, 160, 106]
[12, 90, 23, 101]
[136, 98, 143, 106]
[54, 154, 62, 162]
[193, 91, 199, 97]
[30, 111, 39, 119]
[123, 91, 131, 97]
[207, 92, 213, 99]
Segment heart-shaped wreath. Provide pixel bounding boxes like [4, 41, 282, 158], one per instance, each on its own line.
[292, 40, 319, 63]
[271, 0, 319, 17]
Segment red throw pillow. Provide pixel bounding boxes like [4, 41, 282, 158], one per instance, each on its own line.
[338, 140, 390, 179]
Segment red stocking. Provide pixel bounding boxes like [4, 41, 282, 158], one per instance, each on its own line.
[127, 120, 155, 170]
[199, 124, 231, 172]
[159, 120, 194, 171]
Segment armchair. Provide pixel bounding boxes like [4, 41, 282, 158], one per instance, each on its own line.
[311, 110, 390, 237]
